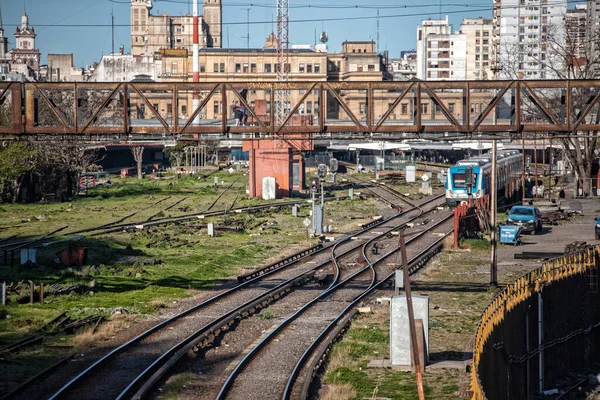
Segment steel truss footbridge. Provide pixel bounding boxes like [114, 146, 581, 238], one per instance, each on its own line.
[1, 80, 599, 141]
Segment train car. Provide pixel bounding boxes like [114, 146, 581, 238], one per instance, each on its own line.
[446, 150, 522, 207]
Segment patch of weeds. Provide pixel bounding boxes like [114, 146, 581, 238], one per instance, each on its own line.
[161, 372, 196, 399]
[325, 367, 374, 396]
[258, 307, 276, 320]
[349, 327, 388, 344]
[461, 238, 490, 251]
[333, 341, 373, 359]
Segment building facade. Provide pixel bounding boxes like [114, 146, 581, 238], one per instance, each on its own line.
[494, 0, 567, 79]
[130, 0, 221, 57]
[460, 18, 494, 80]
[416, 16, 453, 80]
[587, 0, 600, 75]
[389, 51, 417, 81]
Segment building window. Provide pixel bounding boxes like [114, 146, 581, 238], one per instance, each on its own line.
[359, 103, 366, 114]
[214, 101, 220, 115]
[307, 101, 312, 114]
[243, 63, 249, 73]
[264, 63, 271, 73]
[200, 63, 205, 73]
[314, 63, 320, 73]
[251, 63, 256, 73]
[368, 64, 375, 71]
[307, 64, 312, 73]
[236, 63, 241, 73]
[171, 62, 178, 74]
[214, 63, 219, 73]
[266, 101, 271, 113]
[299, 63, 305, 72]
[314, 101, 319, 114]
[421, 103, 428, 114]
[449, 103, 455, 113]
[153, 103, 159, 111]
[401, 103, 408, 114]
[167, 103, 173, 114]
[181, 105, 187, 115]
[299, 89, 305, 94]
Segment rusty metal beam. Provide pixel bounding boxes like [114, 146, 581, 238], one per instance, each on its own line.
[4, 80, 600, 137]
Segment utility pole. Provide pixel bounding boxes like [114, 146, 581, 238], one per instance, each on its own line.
[490, 139, 498, 286]
[192, 0, 200, 125]
[111, 1, 115, 56]
[399, 230, 425, 400]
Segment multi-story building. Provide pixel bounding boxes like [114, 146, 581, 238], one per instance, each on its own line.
[566, 4, 587, 64]
[389, 51, 417, 81]
[416, 16, 453, 80]
[425, 33, 466, 80]
[130, 0, 221, 57]
[493, 0, 567, 79]
[41, 54, 85, 82]
[460, 18, 494, 80]
[416, 16, 467, 80]
[587, 0, 600, 71]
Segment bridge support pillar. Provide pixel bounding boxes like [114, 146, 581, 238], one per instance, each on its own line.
[243, 139, 312, 198]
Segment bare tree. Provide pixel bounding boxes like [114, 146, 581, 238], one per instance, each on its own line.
[498, 18, 600, 195]
[131, 146, 144, 179]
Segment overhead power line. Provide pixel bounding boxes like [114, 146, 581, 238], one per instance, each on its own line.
[23, 0, 584, 28]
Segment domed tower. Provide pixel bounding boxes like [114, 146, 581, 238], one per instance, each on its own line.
[11, 11, 40, 75]
[203, 0, 221, 48]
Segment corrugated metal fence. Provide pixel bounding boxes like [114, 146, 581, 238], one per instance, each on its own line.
[471, 246, 600, 399]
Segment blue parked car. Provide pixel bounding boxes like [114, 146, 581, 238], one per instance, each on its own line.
[595, 217, 600, 240]
[507, 205, 543, 235]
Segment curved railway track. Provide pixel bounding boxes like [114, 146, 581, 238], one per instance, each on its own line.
[215, 191, 452, 400]
[6, 177, 448, 400]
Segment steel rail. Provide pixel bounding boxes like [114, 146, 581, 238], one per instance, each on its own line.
[119, 201, 435, 399]
[48, 195, 423, 399]
[114, 192, 441, 399]
[289, 232, 451, 400]
[118, 271, 319, 400]
[44, 182, 437, 400]
[216, 201, 447, 400]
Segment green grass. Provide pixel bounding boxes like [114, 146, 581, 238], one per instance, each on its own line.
[160, 372, 197, 399]
[0, 171, 337, 391]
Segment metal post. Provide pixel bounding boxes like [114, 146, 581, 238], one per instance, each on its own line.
[538, 291, 544, 392]
[29, 280, 34, 304]
[1, 282, 5, 306]
[525, 311, 531, 400]
[542, 137, 546, 198]
[398, 230, 425, 400]
[490, 139, 498, 286]
[522, 135, 526, 199]
[40, 282, 44, 305]
[311, 190, 316, 235]
[534, 136, 538, 198]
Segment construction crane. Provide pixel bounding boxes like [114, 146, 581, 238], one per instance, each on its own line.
[276, 0, 289, 128]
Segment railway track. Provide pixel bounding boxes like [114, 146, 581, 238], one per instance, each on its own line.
[215, 191, 452, 400]
[6, 179, 447, 400]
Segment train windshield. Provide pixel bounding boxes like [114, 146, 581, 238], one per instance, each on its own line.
[452, 172, 477, 188]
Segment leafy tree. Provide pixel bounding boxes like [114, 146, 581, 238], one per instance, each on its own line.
[0, 141, 35, 202]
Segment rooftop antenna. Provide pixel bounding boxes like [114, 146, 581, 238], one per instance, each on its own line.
[376, 9, 379, 54]
[242, 8, 250, 49]
[111, 3, 115, 56]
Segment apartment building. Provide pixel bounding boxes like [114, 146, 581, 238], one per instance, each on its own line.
[493, 0, 567, 79]
[130, 0, 221, 57]
[460, 18, 494, 80]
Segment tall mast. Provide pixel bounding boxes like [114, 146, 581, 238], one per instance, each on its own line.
[276, 0, 289, 128]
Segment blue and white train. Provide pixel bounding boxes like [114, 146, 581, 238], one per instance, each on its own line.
[445, 151, 523, 208]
